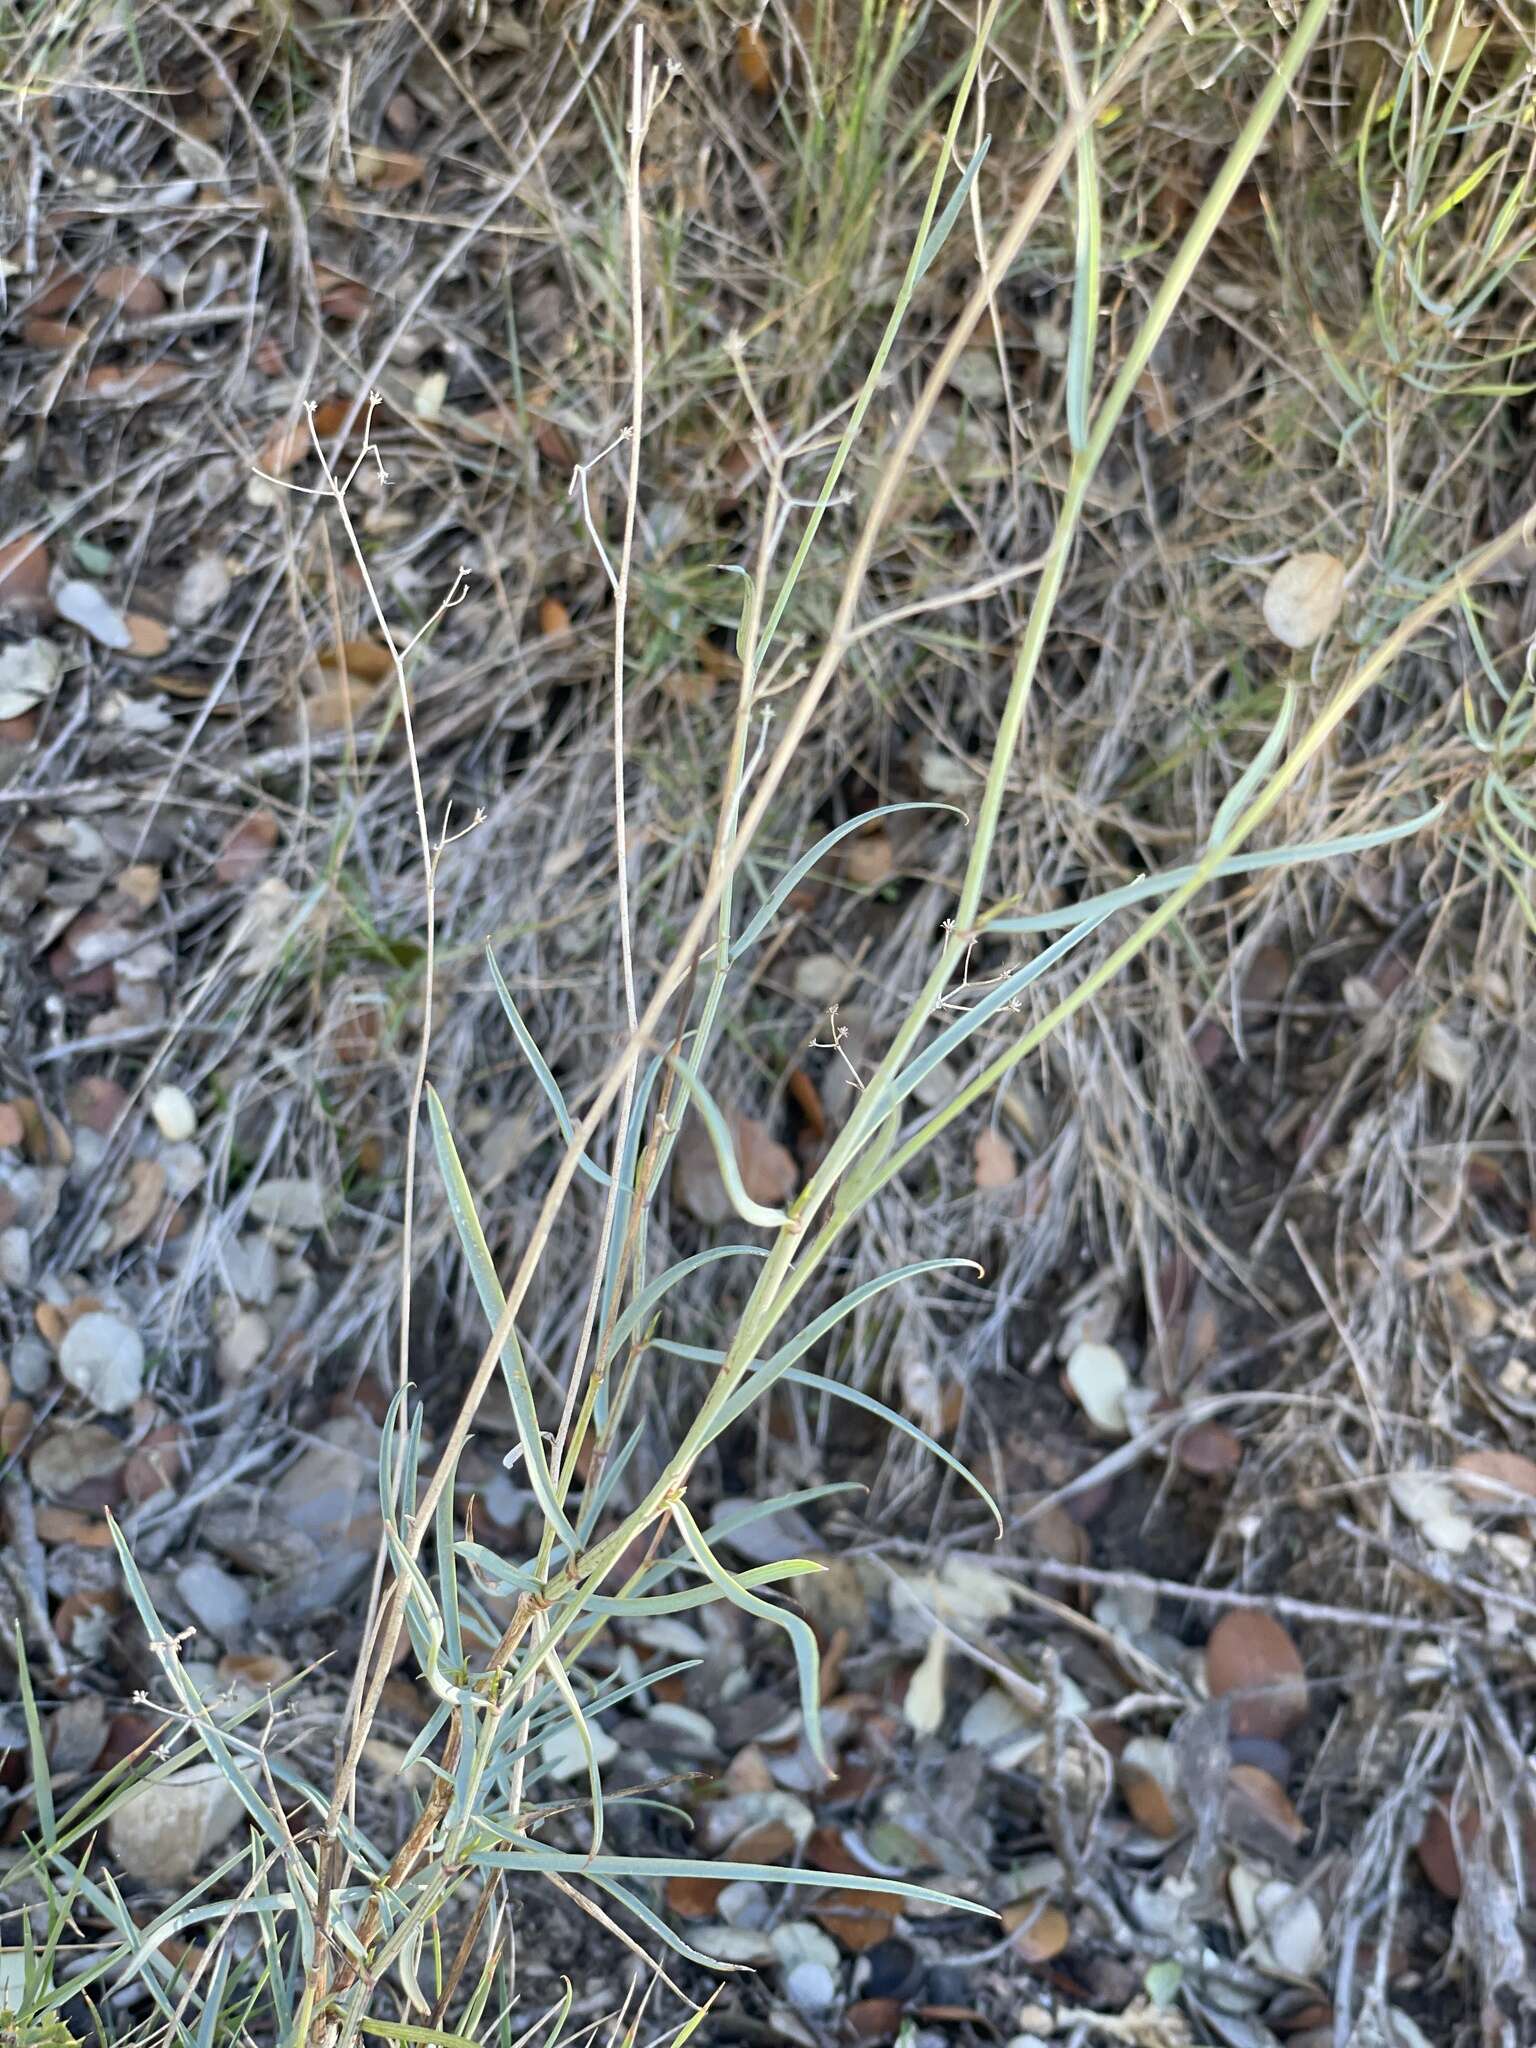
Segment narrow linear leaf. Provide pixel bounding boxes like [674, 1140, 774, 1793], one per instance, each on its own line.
[990, 804, 1445, 932]
[1065, 126, 1100, 451]
[427, 1086, 580, 1554]
[545, 1655, 605, 1860]
[671, 1501, 828, 1771]
[486, 946, 610, 1187]
[14, 1630, 54, 1852]
[884, 902, 1116, 1113]
[603, 1245, 767, 1365]
[663, 1059, 789, 1227]
[106, 1517, 290, 1857]
[781, 1365, 1002, 1536]
[1210, 685, 1294, 850]
[730, 803, 962, 963]
[701, 1257, 977, 1445]
[468, 1844, 995, 1916]
[590, 1876, 746, 1973]
[915, 138, 992, 282]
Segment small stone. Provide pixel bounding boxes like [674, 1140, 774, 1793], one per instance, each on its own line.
[783, 1961, 838, 2014]
[175, 1559, 251, 1639]
[106, 1763, 246, 1885]
[54, 579, 134, 650]
[1261, 551, 1345, 650]
[792, 953, 847, 1006]
[173, 554, 231, 627]
[0, 1226, 29, 1289]
[247, 1177, 326, 1231]
[59, 1312, 144, 1414]
[222, 1235, 279, 1306]
[273, 1414, 378, 1540]
[150, 1084, 196, 1142]
[1063, 1339, 1131, 1437]
[160, 1142, 208, 1197]
[216, 1306, 270, 1383]
[29, 1421, 124, 1500]
[0, 637, 64, 721]
[9, 1336, 51, 1395]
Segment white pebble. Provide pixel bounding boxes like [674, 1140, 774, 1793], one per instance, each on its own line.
[151, 1084, 197, 1143]
[59, 1311, 145, 1414]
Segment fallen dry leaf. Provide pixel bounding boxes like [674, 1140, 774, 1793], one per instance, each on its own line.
[23, 318, 90, 350]
[538, 595, 572, 636]
[1002, 1897, 1071, 1963]
[81, 360, 191, 400]
[353, 145, 425, 191]
[811, 1895, 893, 1952]
[105, 1158, 167, 1254]
[321, 281, 371, 321]
[0, 531, 52, 610]
[845, 1999, 902, 2043]
[25, 269, 85, 318]
[1452, 1448, 1536, 1508]
[1226, 1763, 1307, 1847]
[973, 1127, 1017, 1189]
[317, 638, 395, 683]
[1176, 1421, 1243, 1478]
[735, 23, 774, 94]
[736, 1113, 797, 1209]
[125, 614, 171, 658]
[215, 809, 279, 885]
[92, 266, 166, 317]
[1118, 1735, 1183, 1838]
[1204, 1609, 1307, 1739]
[845, 829, 894, 888]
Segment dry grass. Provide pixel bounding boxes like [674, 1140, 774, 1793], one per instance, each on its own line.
[3, 1, 1536, 2043]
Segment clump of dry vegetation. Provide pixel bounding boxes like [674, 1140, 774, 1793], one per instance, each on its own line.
[2, 2, 1536, 2045]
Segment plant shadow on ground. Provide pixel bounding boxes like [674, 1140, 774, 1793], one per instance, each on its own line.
[1, 2, 1535, 2046]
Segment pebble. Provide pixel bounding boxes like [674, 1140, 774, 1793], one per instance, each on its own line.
[160, 1142, 208, 1198]
[0, 1226, 30, 1289]
[216, 1305, 270, 1384]
[55, 578, 133, 651]
[106, 1763, 246, 1886]
[29, 1422, 125, 1500]
[247, 1177, 326, 1231]
[150, 1084, 196, 1143]
[9, 1336, 51, 1395]
[222, 1235, 279, 1306]
[175, 1559, 251, 1639]
[59, 1311, 144, 1414]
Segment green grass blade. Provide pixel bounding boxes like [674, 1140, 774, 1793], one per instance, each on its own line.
[702, 1257, 976, 1444]
[882, 903, 1117, 1112]
[107, 1517, 289, 1855]
[469, 1845, 994, 1915]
